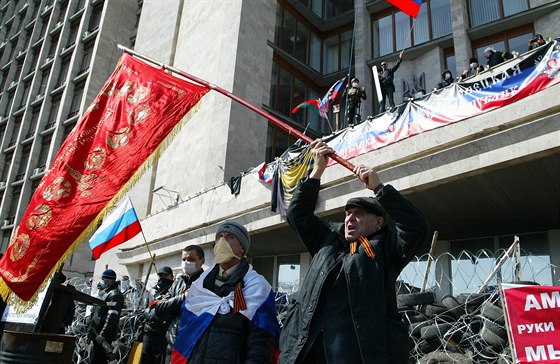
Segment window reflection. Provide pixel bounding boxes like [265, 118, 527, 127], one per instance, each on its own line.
[469, 0, 529, 27]
[277, 255, 300, 293]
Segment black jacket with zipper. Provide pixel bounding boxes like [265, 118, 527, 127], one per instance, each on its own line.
[279, 178, 427, 364]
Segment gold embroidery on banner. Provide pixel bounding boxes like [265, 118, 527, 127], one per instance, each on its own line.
[127, 86, 149, 104]
[128, 104, 150, 125]
[4, 244, 49, 282]
[103, 82, 119, 97]
[160, 82, 186, 97]
[9, 232, 30, 262]
[107, 127, 131, 148]
[118, 81, 135, 97]
[67, 164, 98, 197]
[85, 100, 100, 114]
[85, 147, 107, 170]
[43, 177, 72, 201]
[26, 204, 52, 230]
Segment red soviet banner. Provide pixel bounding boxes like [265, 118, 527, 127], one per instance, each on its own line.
[501, 284, 560, 363]
[0, 53, 209, 303]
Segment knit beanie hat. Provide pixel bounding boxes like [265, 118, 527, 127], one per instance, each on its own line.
[215, 220, 251, 254]
[101, 269, 117, 280]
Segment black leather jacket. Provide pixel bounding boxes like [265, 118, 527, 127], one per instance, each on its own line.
[91, 281, 124, 342]
[379, 57, 402, 91]
[279, 179, 427, 364]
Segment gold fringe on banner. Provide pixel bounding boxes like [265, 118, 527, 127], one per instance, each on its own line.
[0, 99, 204, 312]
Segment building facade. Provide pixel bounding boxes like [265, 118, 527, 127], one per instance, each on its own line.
[1, 0, 559, 296]
[0, 0, 139, 278]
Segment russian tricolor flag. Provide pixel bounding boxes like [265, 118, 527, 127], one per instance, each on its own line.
[387, 0, 422, 18]
[88, 196, 142, 259]
[171, 267, 280, 363]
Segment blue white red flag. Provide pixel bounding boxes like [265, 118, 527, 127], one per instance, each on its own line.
[88, 196, 141, 259]
[292, 76, 347, 119]
[171, 266, 280, 363]
[387, 0, 422, 18]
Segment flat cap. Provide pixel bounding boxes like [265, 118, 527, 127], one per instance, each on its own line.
[345, 197, 386, 218]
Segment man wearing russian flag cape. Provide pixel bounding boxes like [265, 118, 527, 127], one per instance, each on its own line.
[171, 221, 280, 364]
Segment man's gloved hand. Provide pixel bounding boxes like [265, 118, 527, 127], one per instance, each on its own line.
[95, 335, 106, 344]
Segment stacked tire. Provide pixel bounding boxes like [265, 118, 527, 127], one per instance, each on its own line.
[398, 288, 511, 363]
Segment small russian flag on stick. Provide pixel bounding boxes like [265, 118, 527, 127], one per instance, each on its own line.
[89, 196, 142, 259]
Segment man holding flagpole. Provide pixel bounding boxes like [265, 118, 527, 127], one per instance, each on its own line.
[279, 140, 427, 364]
[378, 50, 404, 114]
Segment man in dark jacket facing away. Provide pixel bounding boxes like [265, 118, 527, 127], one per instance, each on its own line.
[90, 269, 125, 364]
[279, 140, 428, 364]
[171, 221, 280, 364]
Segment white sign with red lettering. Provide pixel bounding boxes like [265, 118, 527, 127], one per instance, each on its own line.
[501, 284, 560, 363]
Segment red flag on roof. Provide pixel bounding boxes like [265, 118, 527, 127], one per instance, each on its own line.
[0, 53, 209, 305]
[387, 0, 422, 18]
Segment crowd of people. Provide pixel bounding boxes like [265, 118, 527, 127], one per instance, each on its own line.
[342, 33, 549, 123]
[11, 32, 547, 364]
[84, 139, 427, 364]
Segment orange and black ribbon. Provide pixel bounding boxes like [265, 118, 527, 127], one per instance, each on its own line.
[350, 235, 376, 259]
[233, 282, 247, 312]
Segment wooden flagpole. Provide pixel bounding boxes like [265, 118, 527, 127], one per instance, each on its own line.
[128, 197, 158, 274]
[117, 45, 356, 172]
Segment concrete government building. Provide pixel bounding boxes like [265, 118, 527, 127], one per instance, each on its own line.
[0, 0, 559, 297]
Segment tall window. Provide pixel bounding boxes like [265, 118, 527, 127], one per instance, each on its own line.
[4, 91, 15, 117]
[26, 106, 40, 138]
[431, 0, 452, 38]
[80, 41, 94, 73]
[8, 186, 22, 223]
[40, 68, 51, 95]
[16, 144, 31, 176]
[9, 116, 22, 146]
[88, 5, 102, 32]
[23, 28, 33, 50]
[323, 30, 352, 74]
[275, 3, 352, 74]
[373, 15, 393, 58]
[28, 47, 41, 73]
[1, 152, 13, 182]
[47, 33, 60, 58]
[66, 20, 80, 48]
[68, 80, 85, 118]
[57, 0, 68, 24]
[469, 0, 528, 27]
[19, 80, 31, 108]
[1, 230, 11, 252]
[0, 69, 8, 90]
[37, 18, 48, 41]
[46, 95, 61, 127]
[373, 0, 451, 58]
[56, 56, 69, 87]
[37, 136, 52, 169]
